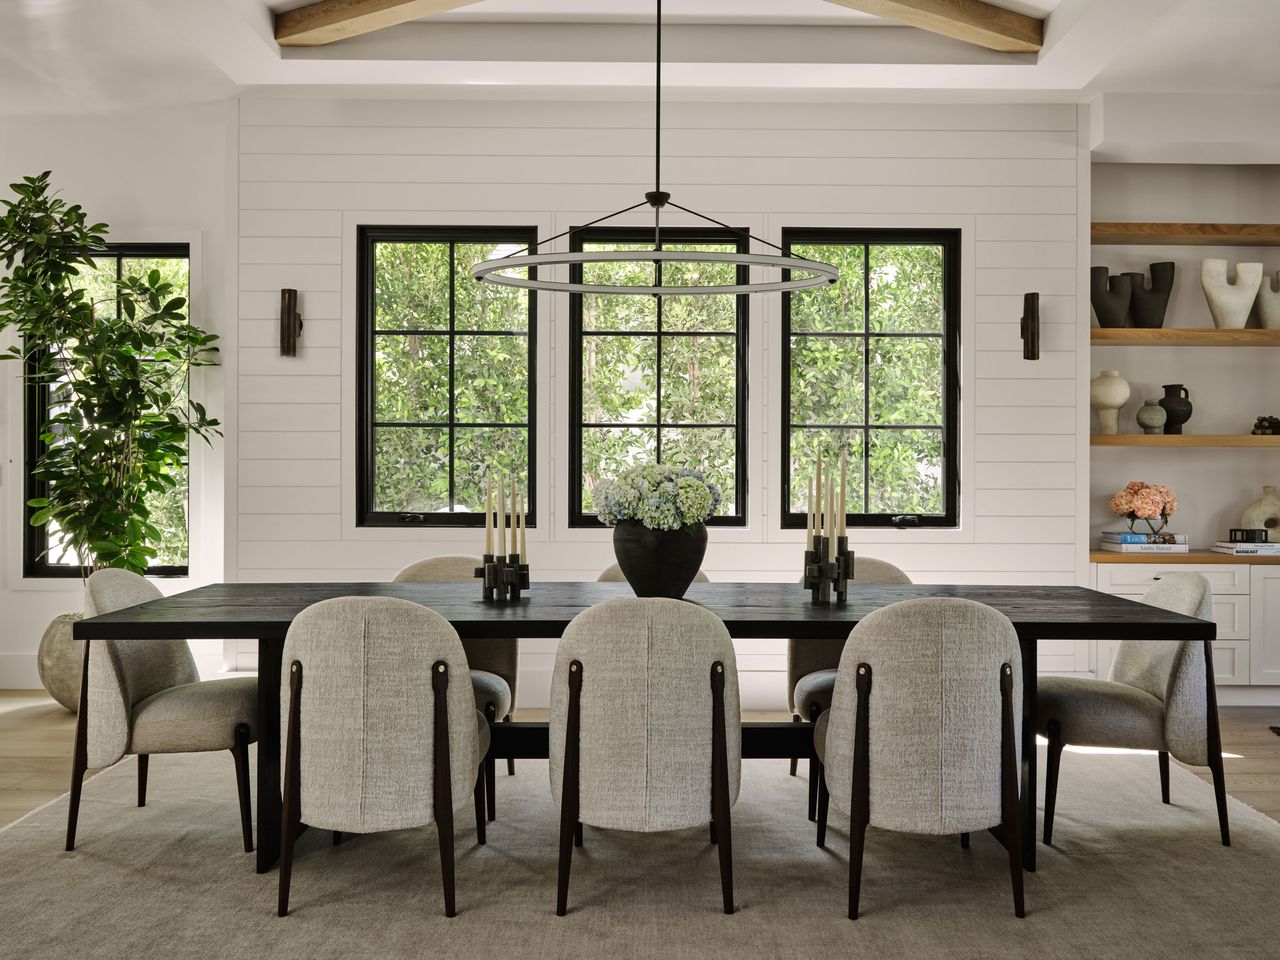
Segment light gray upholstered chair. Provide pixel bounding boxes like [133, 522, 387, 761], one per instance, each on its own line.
[277, 596, 489, 918]
[394, 555, 518, 818]
[596, 563, 710, 584]
[788, 557, 912, 819]
[550, 598, 741, 915]
[1037, 572, 1229, 847]
[66, 569, 257, 854]
[814, 598, 1024, 919]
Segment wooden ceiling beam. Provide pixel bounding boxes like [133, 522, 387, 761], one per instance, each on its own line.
[275, 0, 484, 47]
[823, 0, 1043, 53]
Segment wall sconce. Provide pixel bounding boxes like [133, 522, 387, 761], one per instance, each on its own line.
[1020, 292, 1039, 361]
[280, 288, 304, 357]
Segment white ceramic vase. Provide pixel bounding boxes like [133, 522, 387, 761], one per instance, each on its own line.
[1201, 259, 1263, 329]
[1258, 271, 1280, 329]
[1090, 369, 1130, 435]
[1241, 485, 1280, 535]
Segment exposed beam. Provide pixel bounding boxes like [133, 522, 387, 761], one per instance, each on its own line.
[275, 0, 483, 47]
[823, 0, 1043, 53]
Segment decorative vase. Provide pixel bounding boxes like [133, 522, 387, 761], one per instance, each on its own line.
[1158, 383, 1193, 435]
[1090, 370, 1130, 435]
[1258, 271, 1280, 329]
[1090, 267, 1131, 328]
[1201, 259, 1263, 329]
[1123, 261, 1175, 328]
[37, 612, 85, 712]
[1241, 485, 1280, 535]
[1136, 399, 1167, 435]
[612, 520, 708, 599]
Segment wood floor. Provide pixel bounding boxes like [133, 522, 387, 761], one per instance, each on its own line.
[2, 691, 1278, 829]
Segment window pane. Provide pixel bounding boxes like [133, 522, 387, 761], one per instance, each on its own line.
[454, 427, 528, 512]
[454, 241, 528, 331]
[373, 427, 450, 512]
[789, 336, 864, 426]
[661, 427, 737, 516]
[868, 335, 943, 426]
[660, 244, 737, 332]
[374, 241, 450, 330]
[581, 334, 657, 424]
[867, 428, 944, 515]
[146, 467, 189, 566]
[81, 258, 118, 319]
[788, 243, 864, 333]
[581, 426, 657, 512]
[121, 256, 189, 293]
[788, 428, 865, 515]
[581, 244, 658, 331]
[454, 334, 528, 423]
[869, 244, 944, 333]
[661, 335, 736, 425]
[374, 334, 449, 422]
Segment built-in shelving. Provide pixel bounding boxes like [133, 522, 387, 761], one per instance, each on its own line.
[1092, 222, 1280, 246]
[1091, 328, 1280, 346]
[1091, 549, 1280, 565]
[1091, 434, 1280, 448]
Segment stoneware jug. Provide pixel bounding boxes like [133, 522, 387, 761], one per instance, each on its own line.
[1158, 383, 1193, 435]
[1258, 270, 1280, 329]
[1136, 399, 1167, 435]
[1241, 485, 1280, 535]
[1090, 370, 1130, 435]
[1201, 259, 1263, 329]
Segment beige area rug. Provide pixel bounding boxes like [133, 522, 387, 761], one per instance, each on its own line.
[0, 749, 1276, 960]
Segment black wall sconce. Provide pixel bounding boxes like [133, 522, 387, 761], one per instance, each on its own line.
[1020, 292, 1039, 360]
[280, 288, 304, 357]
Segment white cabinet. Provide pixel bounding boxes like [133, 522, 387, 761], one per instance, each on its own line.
[1249, 566, 1280, 685]
[1096, 638, 1251, 686]
[1095, 563, 1251, 595]
[1037, 639, 1092, 675]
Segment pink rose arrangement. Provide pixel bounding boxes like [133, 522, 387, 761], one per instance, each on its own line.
[1110, 481, 1178, 533]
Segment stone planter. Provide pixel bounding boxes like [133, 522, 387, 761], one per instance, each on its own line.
[612, 520, 708, 599]
[37, 612, 85, 712]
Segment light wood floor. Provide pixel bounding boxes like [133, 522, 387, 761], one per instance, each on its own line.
[2, 692, 1277, 829]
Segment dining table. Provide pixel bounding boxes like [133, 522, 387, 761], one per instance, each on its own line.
[71, 580, 1219, 875]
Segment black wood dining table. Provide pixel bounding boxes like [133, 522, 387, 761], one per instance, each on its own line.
[72, 580, 1218, 875]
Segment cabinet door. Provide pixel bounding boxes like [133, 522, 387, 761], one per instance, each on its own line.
[1112, 593, 1249, 641]
[1038, 639, 1092, 675]
[1250, 567, 1280, 685]
[1096, 563, 1251, 595]
[1097, 638, 1251, 685]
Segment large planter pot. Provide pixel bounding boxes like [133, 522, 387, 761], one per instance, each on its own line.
[37, 612, 84, 712]
[1201, 259, 1263, 329]
[612, 520, 708, 599]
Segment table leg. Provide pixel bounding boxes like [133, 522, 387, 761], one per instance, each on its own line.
[256, 636, 285, 874]
[1019, 636, 1037, 873]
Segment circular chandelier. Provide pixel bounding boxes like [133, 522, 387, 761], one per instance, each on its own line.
[473, 0, 839, 298]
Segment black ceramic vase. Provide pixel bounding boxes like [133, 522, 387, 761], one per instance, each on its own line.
[1159, 383, 1193, 435]
[1090, 266, 1132, 328]
[1124, 261, 1175, 328]
[612, 520, 708, 599]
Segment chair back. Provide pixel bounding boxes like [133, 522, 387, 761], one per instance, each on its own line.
[394, 555, 518, 709]
[83, 569, 198, 768]
[281, 596, 479, 833]
[550, 597, 741, 832]
[1109, 572, 1213, 765]
[596, 563, 710, 583]
[824, 597, 1021, 835]
[787, 557, 912, 713]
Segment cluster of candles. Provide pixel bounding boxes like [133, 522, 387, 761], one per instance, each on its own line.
[483, 473, 528, 562]
[805, 449, 847, 560]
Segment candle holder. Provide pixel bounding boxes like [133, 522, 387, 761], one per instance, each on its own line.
[802, 536, 853, 604]
[474, 553, 531, 602]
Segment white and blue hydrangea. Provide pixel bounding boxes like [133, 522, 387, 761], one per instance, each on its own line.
[593, 464, 721, 531]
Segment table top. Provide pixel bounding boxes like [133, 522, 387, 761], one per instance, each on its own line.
[74, 581, 1215, 642]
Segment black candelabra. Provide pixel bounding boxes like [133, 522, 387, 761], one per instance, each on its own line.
[802, 535, 852, 603]
[475, 553, 530, 602]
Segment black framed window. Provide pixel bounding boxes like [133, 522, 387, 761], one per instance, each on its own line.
[24, 244, 191, 577]
[357, 226, 536, 527]
[568, 227, 748, 527]
[781, 229, 959, 529]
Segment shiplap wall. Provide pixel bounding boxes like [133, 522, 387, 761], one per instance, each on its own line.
[232, 98, 1091, 707]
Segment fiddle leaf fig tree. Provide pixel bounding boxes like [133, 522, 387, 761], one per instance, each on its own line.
[0, 171, 221, 574]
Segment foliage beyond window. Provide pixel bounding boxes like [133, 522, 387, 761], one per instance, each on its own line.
[357, 227, 536, 526]
[569, 228, 747, 526]
[782, 230, 959, 528]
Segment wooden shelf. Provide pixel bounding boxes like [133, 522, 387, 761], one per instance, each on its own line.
[1091, 434, 1280, 448]
[1092, 549, 1280, 565]
[1092, 222, 1280, 246]
[1091, 328, 1280, 346]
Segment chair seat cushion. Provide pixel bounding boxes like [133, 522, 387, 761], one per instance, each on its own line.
[794, 669, 837, 720]
[129, 677, 259, 755]
[813, 709, 830, 764]
[470, 669, 512, 718]
[1036, 676, 1166, 751]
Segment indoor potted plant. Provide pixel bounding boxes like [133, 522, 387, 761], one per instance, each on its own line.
[594, 463, 720, 599]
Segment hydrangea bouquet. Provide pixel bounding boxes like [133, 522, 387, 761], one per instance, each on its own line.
[1109, 480, 1178, 534]
[594, 464, 721, 531]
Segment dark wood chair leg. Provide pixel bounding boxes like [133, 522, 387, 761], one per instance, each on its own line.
[848, 664, 872, 921]
[504, 714, 515, 776]
[710, 820, 717, 844]
[807, 702, 821, 822]
[960, 832, 970, 849]
[432, 661, 457, 918]
[816, 765, 829, 848]
[332, 830, 343, 846]
[1203, 640, 1231, 847]
[1043, 718, 1064, 846]
[483, 702, 497, 823]
[66, 639, 91, 852]
[574, 821, 583, 848]
[789, 714, 800, 776]
[556, 660, 583, 917]
[1000, 663, 1026, 919]
[137, 755, 149, 807]
[232, 722, 254, 852]
[473, 767, 486, 846]
[1158, 751, 1171, 804]
[278, 661, 303, 918]
[710, 661, 734, 915]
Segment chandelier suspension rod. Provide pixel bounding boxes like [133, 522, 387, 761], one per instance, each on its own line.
[653, 0, 663, 252]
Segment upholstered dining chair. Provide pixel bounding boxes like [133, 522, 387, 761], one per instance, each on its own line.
[1037, 572, 1230, 847]
[277, 596, 489, 918]
[789, 556, 912, 820]
[814, 597, 1025, 920]
[596, 563, 711, 584]
[394, 555, 517, 820]
[66, 568, 257, 854]
[550, 597, 741, 916]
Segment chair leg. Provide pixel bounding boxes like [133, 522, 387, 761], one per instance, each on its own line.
[232, 723, 254, 853]
[473, 767, 486, 846]
[848, 664, 872, 921]
[574, 821, 583, 848]
[431, 661, 457, 918]
[1043, 718, 1064, 847]
[483, 702, 497, 823]
[1158, 751, 1171, 804]
[710, 661, 734, 915]
[278, 661, 303, 918]
[556, 660, 583, 917]
[816, 765, 830, 848]
[137, 755, 149, 808]
[789, 714, 800, 776]
[1202, 640, 1231, 847]
[960, 832, 970, 849]
[1000, 663, 1026, 919]
[66, 639, 91, 852]
[332, 831, 343, 847]
[807, 702, 821, 822]
[504, 714, 515, 776]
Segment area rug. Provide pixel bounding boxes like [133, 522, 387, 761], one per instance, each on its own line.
[1, 749, 1276, 960]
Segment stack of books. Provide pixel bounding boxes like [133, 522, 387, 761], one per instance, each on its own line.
[1099, 530, 1190, 553]
[1211, 540, 1280, 557]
